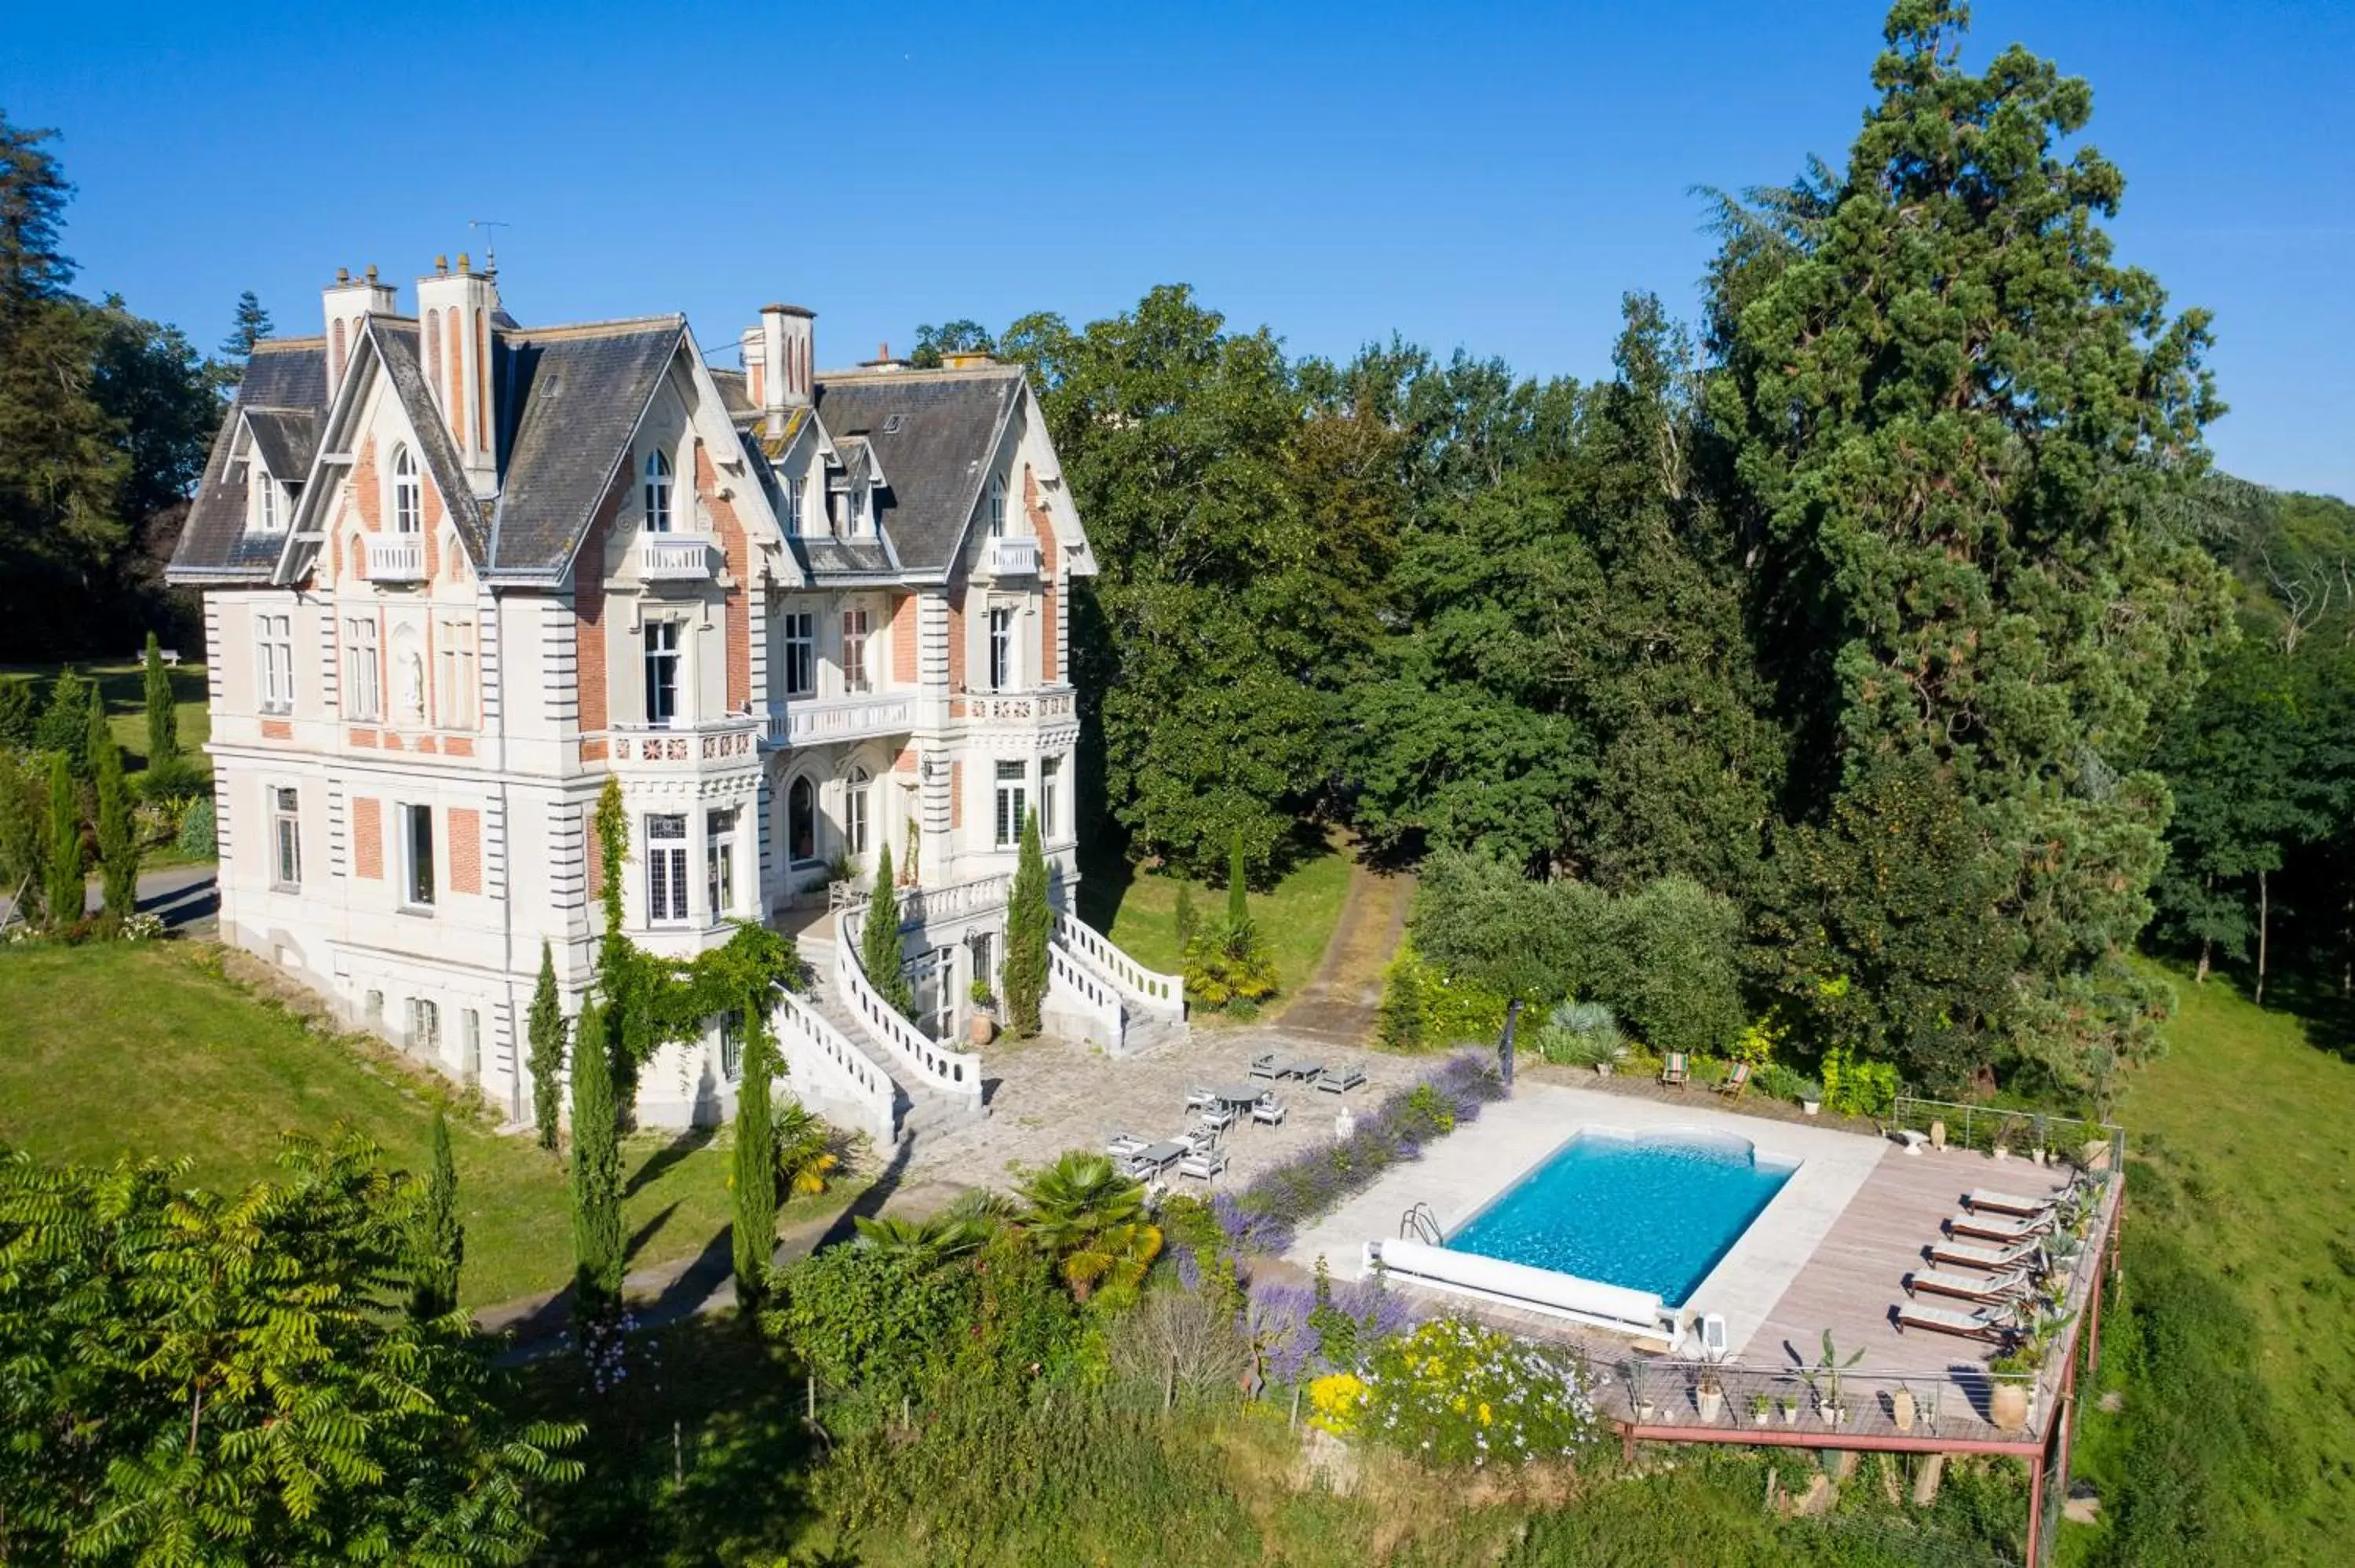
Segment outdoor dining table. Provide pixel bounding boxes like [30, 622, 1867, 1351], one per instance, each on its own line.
[1127, 1140, 1188, 1173]
[1209, 1085, 1268, 1107]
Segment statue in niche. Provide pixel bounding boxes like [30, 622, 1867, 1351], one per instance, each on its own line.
[398, 651, 425, 724]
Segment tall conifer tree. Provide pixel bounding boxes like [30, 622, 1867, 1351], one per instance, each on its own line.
[410, 1107, 464, 1320]
[88, 700, 135, 921]
[729, 1012, 777, 1315]
[1002, 809, 1050, 1038]
[43, 752, 79, 927]
[568, 999, 623, 1318]
[527, 942, 567, 1152]
[860, 842, 915, 1016]
[142, 632, 177, 767]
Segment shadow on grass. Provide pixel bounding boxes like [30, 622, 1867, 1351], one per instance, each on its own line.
[624, 1125, 716, 1199]
[624, 1200, 681, 1267]
[2259, 966, 2355, 1062]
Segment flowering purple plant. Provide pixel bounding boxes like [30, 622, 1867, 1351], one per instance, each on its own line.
[1249, 1271, 1425, 1382]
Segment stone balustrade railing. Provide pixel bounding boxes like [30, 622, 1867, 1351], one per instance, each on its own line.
[836, 907, 984, 1103]
[1053, 913, 1185, 1019]
[771, 984, 897, 1145]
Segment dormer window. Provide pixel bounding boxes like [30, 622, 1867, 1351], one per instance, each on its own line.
[987, 474, 1006, 538]
[391, 445, 422, 534]
[644, 450, 673, 533]
[783, 472, 802, 537]
[251, 468, 282, 534]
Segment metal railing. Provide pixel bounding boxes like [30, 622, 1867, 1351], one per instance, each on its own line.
[1608, 1358, 2044, 1447]
[1890, 1096, 2126, 1173]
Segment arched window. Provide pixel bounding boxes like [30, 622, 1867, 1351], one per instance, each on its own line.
[643, 450, 673, 533]
[844, 768, 871, 857]
[788, 776, 816, 864]
[391, 445, 422, 534]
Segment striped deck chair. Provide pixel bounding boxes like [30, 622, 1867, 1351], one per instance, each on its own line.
[1907, 1267, 2034, 1305]
[1714, 1060, 1754, 1100]
[1659, 1052, 1690, 1089]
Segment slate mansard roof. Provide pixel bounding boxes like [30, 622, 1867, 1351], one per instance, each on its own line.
[170, 310, 1039, 586]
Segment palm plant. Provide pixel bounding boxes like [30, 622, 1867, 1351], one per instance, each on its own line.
[773, 1100, 841, 1197]
[1016, 1150, 1162, 1302]
[853, 1209, 994, 1264]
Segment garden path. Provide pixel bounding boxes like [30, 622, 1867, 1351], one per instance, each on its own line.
[1265, 861, 1412, 1045]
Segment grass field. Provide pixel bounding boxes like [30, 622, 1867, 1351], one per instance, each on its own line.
[1076, 832, 1355, 1015]
[2060, 970, 2355, 1563]
[1, 659, 214, 775]
[0, 942, 856, 1310]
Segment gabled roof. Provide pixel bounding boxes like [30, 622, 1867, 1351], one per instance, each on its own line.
[170, 341, 329, 579]
[242, 408, 319, 482]
[487, 316, 685, 575]
[370, 318, 489, 563]
[812, 364, 1024, 575]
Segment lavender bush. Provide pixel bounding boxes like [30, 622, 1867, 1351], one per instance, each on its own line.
[1222, 1051, 1505, 1257]
[1248, 1271, 1422, 1384]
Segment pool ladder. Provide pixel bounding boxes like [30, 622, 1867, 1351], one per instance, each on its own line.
[1399, 1202, 1442, 1245]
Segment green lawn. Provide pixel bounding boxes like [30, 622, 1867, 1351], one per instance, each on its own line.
[1, 659, 214, 776]
[0, 942, 853, 1310]
[1077, 832, 1355, 1014]
[2061, 970, 2355, 1563]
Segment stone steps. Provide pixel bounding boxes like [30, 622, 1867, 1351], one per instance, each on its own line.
[795, 935, 981, 1146]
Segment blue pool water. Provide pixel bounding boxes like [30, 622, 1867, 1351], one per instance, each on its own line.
[1446, 1130, 1795, 1304]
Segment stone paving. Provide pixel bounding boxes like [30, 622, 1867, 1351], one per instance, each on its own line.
[899, 1022, 1433, 1193]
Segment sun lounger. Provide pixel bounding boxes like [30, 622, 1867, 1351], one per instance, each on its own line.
[1946, 1210, 2055, 1245]
[1660, 1052, 1689, 1089]
[1965, 1187, 2062, 1217]
[1713, 1060, 1752, 1099]
[1895, 1300, 2021, 1344]
[1105, 1132, 1148, 1159]
[1927, 1238, 2045, 1273]
[1251, 1098, 1287, 1127]
[1314, 1066, 1367, 1095]
[1907, 1267, 2034, 1305]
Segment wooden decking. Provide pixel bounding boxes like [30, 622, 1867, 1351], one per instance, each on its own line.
[1743, 1147, 2068, 1376]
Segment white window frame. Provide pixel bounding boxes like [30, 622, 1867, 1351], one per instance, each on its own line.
[271, 785, 301, 888]
[987, 605, 1017, 693]
[644, 618, 683, 728]
[435, 616, 476, 729]
[987, 473, 1006, 538]
[783, 474, 802, 537]
[391, 445, 422, 534]
[408, 996, 440, 1057]
[1040, 755, 1062, 843]
[994, 760, 1027, 850]
[255, 612, 294, 714]
[643, 449, 673, 534]
[841, 609, 871, 695]
[344, 616, 381, 721]
[787, 775, 818, 866]
[706, 808, 738, 919]
[780, 611, 816, 697]
[843, 769, 870, 858]
[720, 1014, 743, 1082]
[254, 471, 280, 534]
[646, 812, 689, 924]
[400, 802, 436, 910]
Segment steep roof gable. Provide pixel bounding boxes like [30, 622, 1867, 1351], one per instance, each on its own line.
[811, 364, 1023, 577]
[169, 341, 329, 580]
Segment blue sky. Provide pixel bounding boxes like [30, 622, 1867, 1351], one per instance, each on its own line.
[5, 1, 2350, 496]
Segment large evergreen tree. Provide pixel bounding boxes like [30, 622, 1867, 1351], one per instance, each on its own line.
[527, 941, 567, 1151]
[729, 1011, 778, 1315]
[859, 841, 915, 1016]
[86, 698, 135, 922]
[42, 751, 79, 927]
[567, 999, 623, 1320]
[141, 630, 177, 766]
[1002, 810, 1050, 1038]
[409, 1107, 464, 1320]
[221, 289, 272, 359]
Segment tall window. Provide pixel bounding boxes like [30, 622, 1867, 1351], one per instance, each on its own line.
[841, 609, 871, 694]
[706, 808, 737, 917]
[987, 474, 1006, 538]
[987, 606, 1016, 692]
[647, 813, 688, 923]
[783, 476, 802, 537]
[843, 769, 871, 857]
[994, 760, 1027, 850]
[643, 450, 673, 533]
[436, 617, 476, 728]
[407, 997, 440, 1057]
[1040, 756, 1062, 842]
[402, 803, 435, 908]
[788, 776, 816, 863]
[272, 786, 301, 888]
[391, 445, 421, 534]
[255, 613, 294, 713]
[345, 616, 380, 720]
[780, 611, 815, 697]
[254, 474, 279, 534]
[720, 1014, 743, 1082]
[644, 620, 681, 727]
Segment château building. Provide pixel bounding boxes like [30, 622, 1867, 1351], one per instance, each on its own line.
[168, 258, 1183, 1136]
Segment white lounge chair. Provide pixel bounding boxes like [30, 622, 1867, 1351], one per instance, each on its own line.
[1314, 1067, 1367, 1095]
[1895, 1300, 2021, 1344]
[1195, 1105, 1236, 1132]
[1250, 1098, 1287, 1127]
[1248, 1052, 1281, 1081]
[1947, 1210, 2055, 1245]
[1928, 1237, 2043, 1273]
[1178, 1148, 1229, 1181]
[1907, 1267, 2033, 1305]
[1185, 1086, 1218, 1111]
[1105, 1132, 1148, 1159]
[1965, 1187, 2063, 1217]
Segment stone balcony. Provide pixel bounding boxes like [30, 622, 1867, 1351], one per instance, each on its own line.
[765, 690, 915, 749]
[597, 715, 762, 776]
[953, 685, 1078, 744]
[637, 535, 713, 582]
[981, 534, 1039, 578]
[364, 534, 425, 582]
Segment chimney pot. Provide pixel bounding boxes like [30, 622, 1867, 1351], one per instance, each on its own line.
[458, 253, 471, 275]
[336, 267, 350, 284]
[435, 254, 449, 275]
[364, 264, 378, 284]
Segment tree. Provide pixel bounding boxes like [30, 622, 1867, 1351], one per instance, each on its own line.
[1225, 828, 1251, 936]
[0, 1135, 582, 1564]
[908, 317, 995, 368]
[1014, 1151, 1162, 1303]
[34, 666, 93, 763]
[729, 1012, 779, 1318]
[860, 841, 915, 1016]
[42, 751, 78, 927]
[141, 630, 177, 765]
[1711, 2, 2233, 1086]
[568, 999, 623, 1322]
[1409, 850, 1577, 1014]
[87, 698, 135, 923]
[527, 942, 567, 1151]
[0, 750, 45, 922]
[1002, 808, 1050, 1037]
[221, 289, 272, 360]
[410, 1107, 463, 1320]
[0, 676, 31, 748]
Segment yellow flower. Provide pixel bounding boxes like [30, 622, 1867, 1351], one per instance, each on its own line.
[1478, 1402, 1493, 1425]
[1308, 1373, 1367, 1435]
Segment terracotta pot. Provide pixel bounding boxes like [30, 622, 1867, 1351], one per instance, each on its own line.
[1889, 1387, 1916, 1434]
[1989, 1382, 2032, 1433]
[967, 1014, 997, 1045]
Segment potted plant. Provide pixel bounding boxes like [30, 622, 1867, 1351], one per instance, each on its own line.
[1748, 1393, 1772, 1428]
[1988, 1354, 2034, 1433]
[1695, 1372, 1725, 1425]
[2030, 1114, 2051, 1167]
[1800, 1330, 1864, 1428]
[1889, 1382, 1917, 1434]
[1991, 1112, 2024, 1163]
[967, 978, 998, 1045]
[1619, 1360, 1656, 1423]
[1776, 1395, 1799, 1428]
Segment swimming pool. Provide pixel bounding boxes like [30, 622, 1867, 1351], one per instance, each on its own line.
[1445, 1129, 1795, 1305]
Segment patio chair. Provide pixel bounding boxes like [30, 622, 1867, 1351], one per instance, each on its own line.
[1713, 1060, 1753, 1100]
[1946, 1210, 2056, 1245]
[1314, 1066, 1367, 1095]
[1927, 1238, 2046, 1274]
[1249, 1052, 1281, 1081]
[1105, 1132, 1148, 1159]
[1659, 1052, 1689, 1089]
[1964, 1187, 2063, 1218]
[1906, 1267, 2034, 1305]
[1177, 1127, 1220, 1154]
[1251, 1097, 1287, 1127]
[1894, 1300, 2021, 1344]
[1178, 1148, 1229, 1182]
[1185, 1086, 1218, 1111]
[1196, 1106, 1236, 1134]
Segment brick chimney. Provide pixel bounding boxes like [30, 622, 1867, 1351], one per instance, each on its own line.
[758, 303, 814, 437]
[415, 253, 502, 494]
[322, 264, 396, 403]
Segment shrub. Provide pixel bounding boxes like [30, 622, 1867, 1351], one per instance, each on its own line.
[1325, 1317, 1597, 1468]
[175, 794, 215, 858]
[766, 1244, 974, 1398]
[1535, 999, 1622, 1066]
[1758, 1063, 1817, 1103]
[1375, 942, 1510, 1052]
[0, 677, 33, 748]
[1821, 1046, 1899, 1118]
[137, 753, 207, 805]
[1181, 925, 1277, 1012]
[34, 667, 94, 765]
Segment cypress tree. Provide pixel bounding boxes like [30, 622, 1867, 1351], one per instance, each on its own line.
[0, 751, 46, 921]
[729, 1009, 777, 1316]
[860, 842, 915, 1016]
[1002, 808, 1050, 1038]
[568, 998, 623, 1318]
[410, 1107, 464, 1320]
[527, 942, 567, 1152]
[0, 678, 33, 749]
[142, 633, 178, 767]
[88, 702, 136, 923]
[43, 753, 80, 928]
[35, 666, 93, 767]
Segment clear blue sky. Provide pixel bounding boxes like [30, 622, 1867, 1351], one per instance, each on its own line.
[5, 0, 2350, 496]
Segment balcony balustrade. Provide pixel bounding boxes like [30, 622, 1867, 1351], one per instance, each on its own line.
[638, 535, 713, 582]
[983, 534, 1039, 578]
[765, 691, 915, 747]
[366, 534, 425, 582]
[601, 714, 762, 771]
